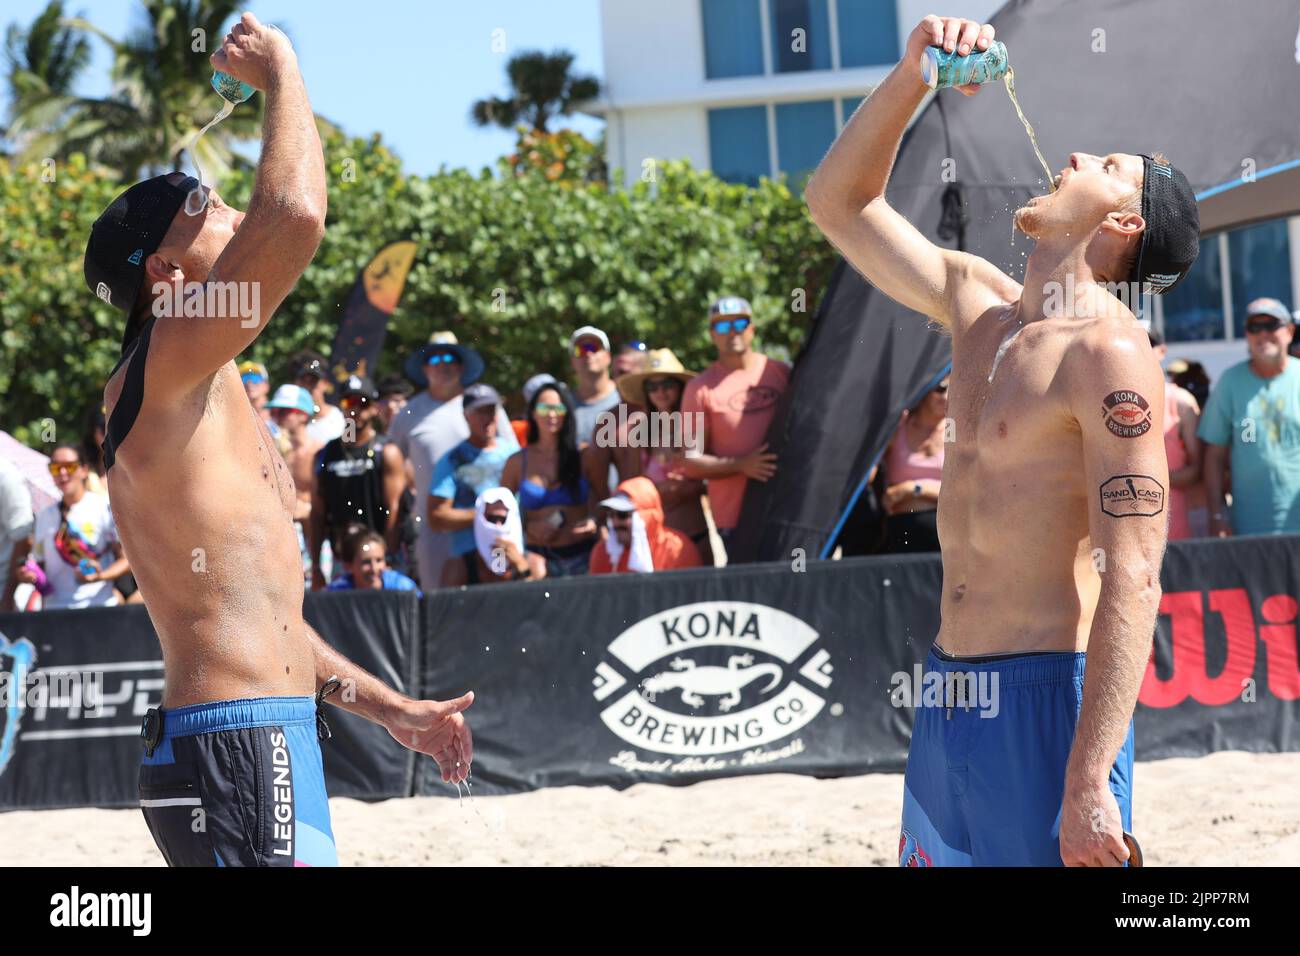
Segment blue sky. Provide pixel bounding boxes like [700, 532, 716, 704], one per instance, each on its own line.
[2, 0, 606, 176]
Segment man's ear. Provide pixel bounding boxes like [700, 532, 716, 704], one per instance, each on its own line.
[143, 251, 183, 286]
[1103, 210, 1145, 239]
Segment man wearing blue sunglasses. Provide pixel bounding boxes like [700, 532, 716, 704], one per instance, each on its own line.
[681, 296, 788, 557]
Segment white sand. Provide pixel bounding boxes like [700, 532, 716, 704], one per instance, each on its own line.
[1, 751, 1296, 866]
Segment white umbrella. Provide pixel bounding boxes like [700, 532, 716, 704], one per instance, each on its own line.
[0, 431, 59, 514]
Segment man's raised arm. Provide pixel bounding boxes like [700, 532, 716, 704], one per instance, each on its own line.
[152, 12, 326, 385]
[805, 15, 1012, 330]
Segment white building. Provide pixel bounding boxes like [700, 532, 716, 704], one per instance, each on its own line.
[587, 0, 1298, 382]
[590, 0, 998, 189]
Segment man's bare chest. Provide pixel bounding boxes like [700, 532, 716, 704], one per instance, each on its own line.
[946, 321, 1077, 475]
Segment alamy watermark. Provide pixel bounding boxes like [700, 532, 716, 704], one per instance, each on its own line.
[593, 404, 704, 457]
[0, 668, 104, 710]
[150, 280, 262, 328]
[890, 664, 1000, 718]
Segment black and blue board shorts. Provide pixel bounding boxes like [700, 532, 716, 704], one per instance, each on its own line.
[139, 696, 339, 867]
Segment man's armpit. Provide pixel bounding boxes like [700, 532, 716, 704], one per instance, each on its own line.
[1099, 474, 1165, 517]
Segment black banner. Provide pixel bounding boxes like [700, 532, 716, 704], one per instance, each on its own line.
[0, 592, 416, 811]
[417, 557, 941, 796]
[2, 535, 1298, 810]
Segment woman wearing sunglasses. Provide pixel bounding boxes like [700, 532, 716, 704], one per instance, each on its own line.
[879, 377, 949, 553]
[17, 444, 130, 608]
[501, 383, 600, 577]
[613, 349, 713, 565]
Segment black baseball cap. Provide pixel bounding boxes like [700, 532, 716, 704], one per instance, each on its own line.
[1130, 156, 1200, 296]
[339, 374, 379, 401]
[84, 174, 197, 352]
[462, 383, 502, 412]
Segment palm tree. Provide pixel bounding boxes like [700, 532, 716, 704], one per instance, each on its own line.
[5, 0, 262, 182]
[2, 1, 91, 143]
[471, 50, 599, 134]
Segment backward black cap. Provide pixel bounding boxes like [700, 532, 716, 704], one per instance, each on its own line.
[1131, 155, 1200, 295]
[83, 174, 194, 352]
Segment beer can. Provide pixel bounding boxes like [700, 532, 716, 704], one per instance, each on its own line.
[211, 71, 255, 104]
[920, 40, 1009, 90]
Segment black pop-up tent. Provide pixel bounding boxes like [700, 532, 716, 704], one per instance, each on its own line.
[730, 0, 1300, 564]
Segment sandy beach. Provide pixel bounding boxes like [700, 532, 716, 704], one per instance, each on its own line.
[1, 750, 1296, 866]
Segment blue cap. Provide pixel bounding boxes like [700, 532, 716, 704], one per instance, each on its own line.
[264, 384, 316, 417]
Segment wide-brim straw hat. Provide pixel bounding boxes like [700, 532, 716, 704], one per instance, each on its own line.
[616, 348, 696, 404]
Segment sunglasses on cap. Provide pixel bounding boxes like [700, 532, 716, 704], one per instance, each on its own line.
[645, 378, 680, 394]
[535, 402, 567, 415]
[1245, 317, 1286, 334]
[711, 317, 751, 336]
[624, 340, 647, 351]
[427, 351, 460, 366]
[574, 341, 603, 357]
[48, 460, 82, 477]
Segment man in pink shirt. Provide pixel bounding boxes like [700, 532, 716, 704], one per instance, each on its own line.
[681, 296, 789, 557]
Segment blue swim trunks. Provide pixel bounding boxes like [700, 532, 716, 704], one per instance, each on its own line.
[139, 697, 338, 867]
[899, 646, 1134, 866]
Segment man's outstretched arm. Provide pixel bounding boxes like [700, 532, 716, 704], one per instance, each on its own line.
[1062, 327, 1170, 866]
[304, 623, 473, 784]
[805, 15, 1016, 330]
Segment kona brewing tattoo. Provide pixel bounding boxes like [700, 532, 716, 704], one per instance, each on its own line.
[1100, 475, 1165, 517]
[1102, 390, 1153, 438]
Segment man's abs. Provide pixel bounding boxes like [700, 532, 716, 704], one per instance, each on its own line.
[105, 363, 315, 707]
[934, 315, 1101, 656]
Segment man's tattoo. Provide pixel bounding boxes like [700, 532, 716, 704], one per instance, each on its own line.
[1101, 390, 1153, 438]
[1099, 474, 1165, 517]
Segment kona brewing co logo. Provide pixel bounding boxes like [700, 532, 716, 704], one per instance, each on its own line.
[592, 602, 833, 768]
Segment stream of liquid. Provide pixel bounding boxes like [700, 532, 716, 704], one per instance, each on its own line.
[180, 99, 235, 215]
[1003, 67, 1056, 193]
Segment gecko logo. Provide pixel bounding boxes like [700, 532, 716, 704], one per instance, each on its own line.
[0, 632, 37, 779]
[592, 601, 833, 756]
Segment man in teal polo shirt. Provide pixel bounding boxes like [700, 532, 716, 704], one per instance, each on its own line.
[1199, 297, 1300, 536]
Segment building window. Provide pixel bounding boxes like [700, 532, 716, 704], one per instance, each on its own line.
[1162, 236, 1224, 342]
[775, 99, 836, 189]
[769, 0, 831, 73]
[702, 0, 765, 79]
[708, 105, 770, 186]
[838, 0, 901, 67]
[1227, 219, 1293, 337]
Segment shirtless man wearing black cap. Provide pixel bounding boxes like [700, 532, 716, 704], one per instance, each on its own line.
[85, 12, 472, 867]
[807, 14, 1199, 866]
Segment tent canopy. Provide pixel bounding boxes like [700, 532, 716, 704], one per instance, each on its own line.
[733, 0, 1300, 563]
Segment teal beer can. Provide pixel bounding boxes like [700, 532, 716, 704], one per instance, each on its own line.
[920, 40, 1009, 90]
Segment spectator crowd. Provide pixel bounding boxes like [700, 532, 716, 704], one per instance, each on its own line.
[4, 292, 1300, 610]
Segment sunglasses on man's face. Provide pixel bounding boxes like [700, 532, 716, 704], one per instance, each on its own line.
[48, 460, 81, 477]
[1246, 318, 1286, 334]
[711, 317, 751, 336]
[608, 510, 633, 522]
[427, 352, 460, 366]
[484, 512, 507, 525]
[340, 395, 370, 411]
[574, 341, 603, 357]
[645, 378, 679, 394]
[535, 402, 567, 415]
